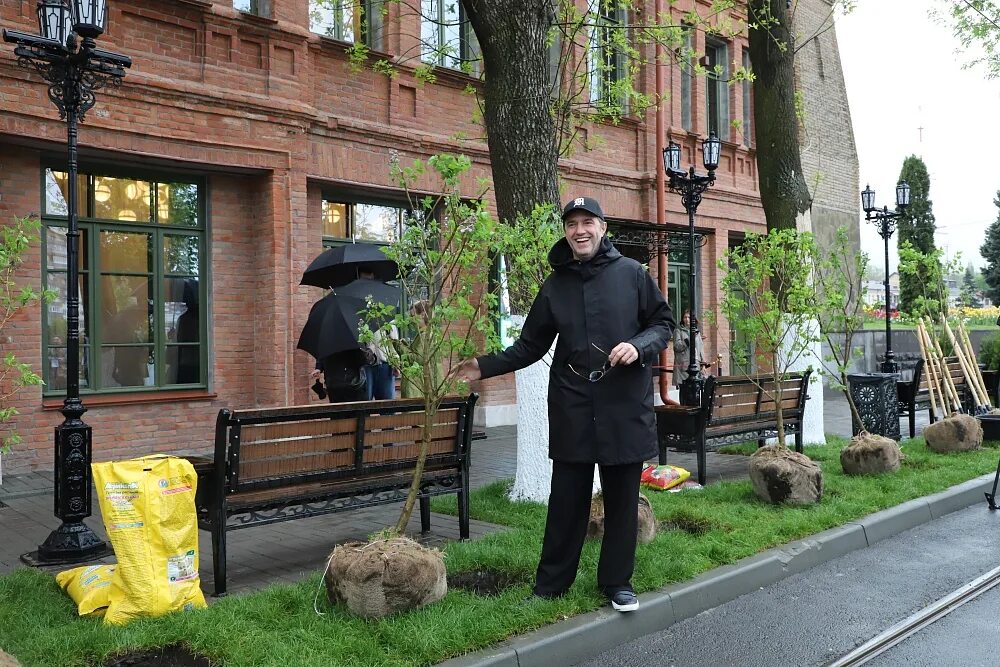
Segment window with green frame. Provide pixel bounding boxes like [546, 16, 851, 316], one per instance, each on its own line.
[309, 0, 384, 50]
[41, 167, 207, 394]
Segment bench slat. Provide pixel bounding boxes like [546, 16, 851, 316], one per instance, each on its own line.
[242, 417, 357, 443]
[365, 408, 460, 430]
[364, 423, 458, 446]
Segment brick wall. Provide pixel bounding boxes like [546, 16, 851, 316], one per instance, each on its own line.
[0, 0, 775, 470]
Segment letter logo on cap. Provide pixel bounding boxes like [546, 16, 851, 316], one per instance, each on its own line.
[574, 198, 585, 206]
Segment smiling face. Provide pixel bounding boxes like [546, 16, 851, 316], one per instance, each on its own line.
[563, 210, 607, 261]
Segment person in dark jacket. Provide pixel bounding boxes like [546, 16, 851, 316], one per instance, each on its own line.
[311, 348, 368, 403]
[454, 196, 674, 612]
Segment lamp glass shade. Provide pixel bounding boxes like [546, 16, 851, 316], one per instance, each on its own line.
[896, 181, 911, 208]
[71, 0, 107, 38]
[702, 131, 721, 171]
[37, 0, 72, 44]
[861, 184, 875, 213]
[663, 143, 681, 172]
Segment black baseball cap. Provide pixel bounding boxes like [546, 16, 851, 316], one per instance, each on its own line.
[561, 196, 604, 221]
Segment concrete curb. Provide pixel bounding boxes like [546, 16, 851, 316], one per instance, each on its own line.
[437, 471, 997, 667]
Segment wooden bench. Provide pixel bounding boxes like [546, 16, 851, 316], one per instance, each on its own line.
[196, 394, 478, 596]
[897, 357, 970, 437]
[655, 371, 812, 486]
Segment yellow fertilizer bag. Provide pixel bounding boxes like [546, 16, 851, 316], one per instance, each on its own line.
[55, 564, 116, 617]
[92, 456, 207, 625]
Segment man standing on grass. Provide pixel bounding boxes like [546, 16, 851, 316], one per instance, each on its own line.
[454, 197, 674, 612]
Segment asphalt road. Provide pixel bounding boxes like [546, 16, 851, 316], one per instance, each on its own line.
[575, 502, 1000, 667]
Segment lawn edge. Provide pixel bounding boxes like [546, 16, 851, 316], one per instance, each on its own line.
[436, 471, 998, 667]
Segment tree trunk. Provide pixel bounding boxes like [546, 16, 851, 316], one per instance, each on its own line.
[748, 0, 811, 231]
[463, 0, 560, 223]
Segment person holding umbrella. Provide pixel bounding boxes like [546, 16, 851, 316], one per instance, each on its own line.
[299, 243, 401, 403]
[453, 196, 674, 613]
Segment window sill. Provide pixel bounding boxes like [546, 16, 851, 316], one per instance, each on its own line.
[237, 11, 278, 27]
[171, 0, 213, 8]
[43, 389, 218, 411]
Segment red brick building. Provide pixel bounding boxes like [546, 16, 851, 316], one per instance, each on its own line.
[0, 0, 767, 473]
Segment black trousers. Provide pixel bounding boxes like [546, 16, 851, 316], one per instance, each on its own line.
[534, 460, 644, 597]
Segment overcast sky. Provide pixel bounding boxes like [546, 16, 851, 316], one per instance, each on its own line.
[836, 0, 1000, 275]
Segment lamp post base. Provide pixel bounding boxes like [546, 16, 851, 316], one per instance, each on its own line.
[679, 377, 704, 408]
[21, 521, 111, 567]
[880, 359, 899, 375]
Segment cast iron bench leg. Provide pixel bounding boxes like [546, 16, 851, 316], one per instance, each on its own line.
[908, 403, 916, 439]
[795, 429, 803, 453]
[419, 494, 431, 533]
[696, 432, 707, 486]
[458, 477, 470, 540]
[211, 515, 227, 598]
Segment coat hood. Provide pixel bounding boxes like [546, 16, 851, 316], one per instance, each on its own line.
[548, 236, 621, 278]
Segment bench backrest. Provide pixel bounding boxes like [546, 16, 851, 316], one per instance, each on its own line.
[707, 371, 811, 426]
[919, 357, 965, 392]
[213, 394, 478, 494]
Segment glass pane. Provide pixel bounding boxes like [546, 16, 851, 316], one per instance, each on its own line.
[101, 345, 153, 388]
[94, 176, 152, 223]
[165, 345, 201, 385]
[44, 169, 87, 217]
[310, 0, 353, 40]
[163, 235, 200, 275]
[322, 200, 349, 238]
[420, 0, 438, 61]
[100, 275, 152, 344]
[100, 231, 152, 273]
[354, 204, 401, 243]
[156, 183, 199, 227]
[45, 271, 91, 391]
[46, 226, 87, 271]
[46, 347, 90, 391]
[164, 277, 200, 344]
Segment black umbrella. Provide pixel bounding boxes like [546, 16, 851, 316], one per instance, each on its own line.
[335, 278, 400, 312]
[301, 243, 399, 288]
[296, 292, 369, 361]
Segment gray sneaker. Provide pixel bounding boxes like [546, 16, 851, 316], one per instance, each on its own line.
[610, 589, 638, 612]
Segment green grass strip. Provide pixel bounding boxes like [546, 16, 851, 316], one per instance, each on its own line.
[2, 435, 998, 667]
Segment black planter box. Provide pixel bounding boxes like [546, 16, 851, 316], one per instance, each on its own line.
[977, 414, 1000, 442]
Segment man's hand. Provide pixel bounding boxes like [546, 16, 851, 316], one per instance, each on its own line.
[452, 358, 482, 381]
[608, 342, 639, 366]
[309, 369, 322, 380]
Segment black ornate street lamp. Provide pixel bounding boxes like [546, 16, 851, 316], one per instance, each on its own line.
[861, 180, 911, 375]
[5, 0, 130, 565]
[663, 132, 720, 407]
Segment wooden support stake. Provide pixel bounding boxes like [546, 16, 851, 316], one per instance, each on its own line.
[959, 320, 991, 408]
[916, 320, 940, 420]
[943, 318, 987, 408]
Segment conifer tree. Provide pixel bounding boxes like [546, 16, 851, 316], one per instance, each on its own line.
[980, 192, 1000, 305]
[896, 155, 942, 313]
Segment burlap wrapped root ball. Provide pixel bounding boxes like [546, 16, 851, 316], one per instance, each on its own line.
[840, 433, 903, 475]
[324, 537, 446, 618]
[748, 445, 823, 505]
[587, 492, 657, 544]
[924, 414, 983, 453]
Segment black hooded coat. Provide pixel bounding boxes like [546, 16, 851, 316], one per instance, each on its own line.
[477, 236, 674, 464]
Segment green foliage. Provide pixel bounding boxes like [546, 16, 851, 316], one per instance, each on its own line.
[935, 0, 1000, 78]
[960, 264, 980, 307]
[813, 227, 867, 425]
[492, 204, 561, 317]
[719, 229, 821, 446]
[980, 192, 1000, 304]
[0, 217, 55, 453]
[360, 154, 502, 534]
[897, 240, 955, 319]
[980, 333, 1000, 371]
[896, 155, 940, 312]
